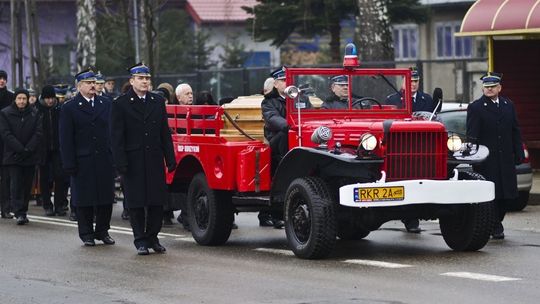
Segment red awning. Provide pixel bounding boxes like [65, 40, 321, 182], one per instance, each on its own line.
[458, 0, 540, 36]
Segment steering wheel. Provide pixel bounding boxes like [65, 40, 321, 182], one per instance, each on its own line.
[352, 97, 383, 109]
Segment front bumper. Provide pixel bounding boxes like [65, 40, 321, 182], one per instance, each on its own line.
[339, 178, 494, 208]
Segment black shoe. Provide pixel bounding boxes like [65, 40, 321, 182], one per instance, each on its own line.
[273, 220, 285, 229]
[45, 208, 55, 216]
[16, 216, 29, 225]
[259, 219, 274, 227]
[404, 219, 421, 233]
[176, 214, 183, 224]
[492, 222, 505, 239]
[121, 209, 129, 220]
[1, 212, 14, 219]
[55, 209, 67, 216]
[151, 243, 166, 253]
[163, 217, 173, 226]
[96, 235, 115, 245]
[69, 211, 77, 221]
[83, 239, 95, 246]
[232, 223, 238, 229]
[137, 246, 150, 255]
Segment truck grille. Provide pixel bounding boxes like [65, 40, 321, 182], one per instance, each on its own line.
[385, 131, 447, 181]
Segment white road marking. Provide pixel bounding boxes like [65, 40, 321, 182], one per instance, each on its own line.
[254, 248, 294, 256]
[440, 272, 521, 282]
[27, 215, 189, 239]
[344, 259, 413, 268]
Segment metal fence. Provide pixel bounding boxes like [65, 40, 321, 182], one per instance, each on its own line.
[44, 58, 488, 103]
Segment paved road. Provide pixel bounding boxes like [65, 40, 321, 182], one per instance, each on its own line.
[1, 203, 540, 304]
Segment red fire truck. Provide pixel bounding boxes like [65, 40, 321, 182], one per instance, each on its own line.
[166, 45, 495, 259]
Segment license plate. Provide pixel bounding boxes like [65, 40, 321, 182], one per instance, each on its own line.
[354, 186, 405, 202]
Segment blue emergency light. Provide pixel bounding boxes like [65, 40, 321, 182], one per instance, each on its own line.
[343, 43, 359, 68]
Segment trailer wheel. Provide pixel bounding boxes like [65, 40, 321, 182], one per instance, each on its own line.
[284, 177, 336, 259]
[187, 173, 234, 246]
[439, 171, 494, 251]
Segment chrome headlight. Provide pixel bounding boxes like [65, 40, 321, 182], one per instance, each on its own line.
[360, 133, 377, 151]
[284, 86, 299, 99]
[447, 135, 462, 152]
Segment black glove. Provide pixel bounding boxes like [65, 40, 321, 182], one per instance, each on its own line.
[21, 148, 32, 159]
[64, 167, 77, 176]
[116, 166, 128, 175]
[167, 163, 176, 173]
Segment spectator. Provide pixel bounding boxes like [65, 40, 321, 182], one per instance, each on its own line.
[175, 83, 193, 105]
[467, 72, 524, 240]
[194, 90, 216, 105]
[0, 69, 14, 219]
[0, 88, 42, 225]
[36, 85, 68, 216]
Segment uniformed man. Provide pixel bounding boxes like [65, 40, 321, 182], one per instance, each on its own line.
[54, 84, 70, 104]
[261, 66, 289, 229]
[467, 72, 524, 240]
[104, 77, 118, 99]
[110, 63, 176, 255]
[386, 67, 436, 112]
[322, 75, 349, 109]
[59, 69, 116, 246]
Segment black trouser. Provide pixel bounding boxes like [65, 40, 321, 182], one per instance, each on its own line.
[494, 198, 510, 223]
[8, 165, 35, 217]
[269, 130, 288, 175]
[76, 205, 113, 241]
[129, 205, 163, 248]
[39, 152, 68, 211]
[0, 166, 10, 214]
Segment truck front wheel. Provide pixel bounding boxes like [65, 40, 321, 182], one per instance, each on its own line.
[284, 177, 336, 259]
[187, 173, 234, 246]
[439, 171, 494, 251]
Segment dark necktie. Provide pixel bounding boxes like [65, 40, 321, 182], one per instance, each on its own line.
[89, 99, 94, 107]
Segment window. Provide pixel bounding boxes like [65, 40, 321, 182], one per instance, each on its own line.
[436, 22, 473, 59]
[43, 44, 71, 76]
[393, 24, 419, 61]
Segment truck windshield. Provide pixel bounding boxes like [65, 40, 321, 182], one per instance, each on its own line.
[291, 73, 407, 112]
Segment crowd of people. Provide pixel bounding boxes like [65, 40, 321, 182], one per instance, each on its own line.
[0, 63, 523, 254]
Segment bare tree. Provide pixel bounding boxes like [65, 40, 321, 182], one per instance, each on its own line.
[76, 0, 97, 70]
[356, 0, 394, 62]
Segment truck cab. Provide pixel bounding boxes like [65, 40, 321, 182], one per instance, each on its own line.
[166, 45, 495, 259]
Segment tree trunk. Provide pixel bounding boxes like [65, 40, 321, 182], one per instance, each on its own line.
[76, 0, 96, 71]
[356, 0, 394, 63]
[328, 21, 341, 63]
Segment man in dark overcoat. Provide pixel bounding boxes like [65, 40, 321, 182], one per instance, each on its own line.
[59, 69, 116, 246]
[0, 70, 14, 218]
[467, 72, 524, 240]
[36, 85, 68, 216]
[110, 63, 176, 255]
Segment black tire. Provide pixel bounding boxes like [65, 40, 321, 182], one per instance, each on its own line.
[507, 191, 529, 212]
[439, 171, 494, 251]
[187, 173, 234, 246]
[284, 177, 336, 259]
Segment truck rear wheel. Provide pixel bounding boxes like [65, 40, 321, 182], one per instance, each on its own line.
[284, 177, 336, 259]
[187, 173, 234, 246]
[439, 171, 494, 251]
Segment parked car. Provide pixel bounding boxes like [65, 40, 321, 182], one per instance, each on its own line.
[437, 103, 533, 211]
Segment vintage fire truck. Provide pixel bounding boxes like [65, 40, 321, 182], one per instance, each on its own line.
[165, 44, 495, 259]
